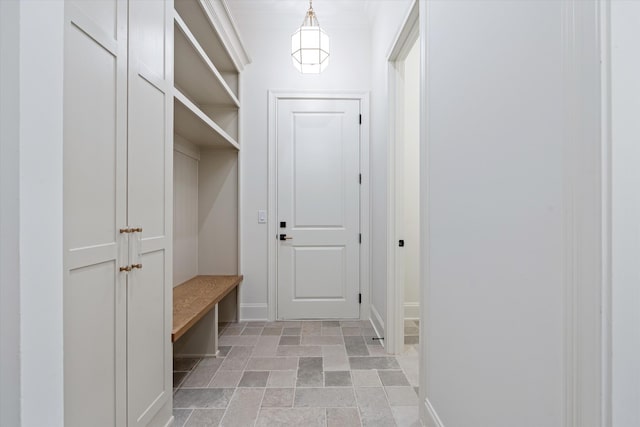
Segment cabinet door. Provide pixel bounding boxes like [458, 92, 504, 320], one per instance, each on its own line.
[63, 1, 128, 426]
[126, 0, 173, 425]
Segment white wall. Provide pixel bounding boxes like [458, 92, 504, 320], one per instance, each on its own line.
[17, 1, 66, 426]
[173, 142, 200, 287]
[420, 1, 588, 425]
[198, 149, 239, 277]
[369, 0, 413, 331]
[403, 38, 420, 317]
[611, 2, 640, 425]
[0, 1, 21, 425]
[229, 5, 374, 320]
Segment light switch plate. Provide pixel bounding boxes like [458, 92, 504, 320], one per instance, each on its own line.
[258, 210, 267, 224]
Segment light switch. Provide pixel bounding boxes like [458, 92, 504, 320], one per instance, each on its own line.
[258, 210, 267, 224]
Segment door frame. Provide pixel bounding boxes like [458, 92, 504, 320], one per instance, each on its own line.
[267, 91, 371, 321]
[386, 0, 419, 356]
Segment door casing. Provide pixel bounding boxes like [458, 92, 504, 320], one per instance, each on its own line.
[386, 0, 419, 356]
[267, 91, 370, 321]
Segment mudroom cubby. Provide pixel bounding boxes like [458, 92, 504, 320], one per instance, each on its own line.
[172, 0, 250, 357]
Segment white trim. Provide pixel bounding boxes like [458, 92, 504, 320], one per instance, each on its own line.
[267, 91, 278, 321]
[404, 303, 420, 320]
[239, 303, 269, 321]
[418, 1, 431, 425]
[387, 0, 420, 61]
[370, 304, 385, 341]
[386, 0, 419, 357]
[200, 0, 251, 71]
[599, 1, 612, 425]
[561, 1, 606, 426]
[267, 91, 371, 322]
[173, 139, 201, 162]
[237, 71, 243, 322]
[423, 398, 445, 427]
[173, 351, 219, 358]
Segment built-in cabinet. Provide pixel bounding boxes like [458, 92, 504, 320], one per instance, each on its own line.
[172, 0, 250, 357]
[63, 0, 247, 424]
[63, 0, 173, 426]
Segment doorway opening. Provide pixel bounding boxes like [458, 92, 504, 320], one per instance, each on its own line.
[386, 0, 420, 359]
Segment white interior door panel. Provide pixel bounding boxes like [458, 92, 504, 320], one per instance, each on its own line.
[277, 98, 361, 319]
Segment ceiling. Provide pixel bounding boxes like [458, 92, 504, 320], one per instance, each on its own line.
[226, 0, 384, 28]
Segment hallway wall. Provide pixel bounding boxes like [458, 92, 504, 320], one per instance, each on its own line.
[611, 1, 640, 424]
[420, 0, 603, 425]
[0, 1, 66, 426]
[368, 0, 414, 334]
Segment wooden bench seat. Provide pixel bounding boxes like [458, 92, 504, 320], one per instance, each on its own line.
[172, 275, 243, 343]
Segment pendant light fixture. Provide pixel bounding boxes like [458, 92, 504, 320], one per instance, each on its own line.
[291, 0, 329, 74]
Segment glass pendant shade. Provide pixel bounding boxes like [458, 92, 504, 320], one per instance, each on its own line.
[291, 1, 329, 74]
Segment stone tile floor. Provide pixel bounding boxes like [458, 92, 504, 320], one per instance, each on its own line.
[173, 320, 421, 427]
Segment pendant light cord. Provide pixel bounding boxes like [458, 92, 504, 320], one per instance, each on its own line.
[302, 0, 319, 27]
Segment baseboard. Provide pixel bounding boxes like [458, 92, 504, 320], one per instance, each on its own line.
[173, 351, 219, 358]
[370, 304, 385, 339]
[424, 398, 445, 427]
[404, 302, 420, 320]
[239, 303, 268, 321]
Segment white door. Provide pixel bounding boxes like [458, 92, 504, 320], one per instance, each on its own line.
[126, 0, 172, 425]
[277, 98, 361, 319]
[64, 1, 172, 425]
[63, 1, 128, 425]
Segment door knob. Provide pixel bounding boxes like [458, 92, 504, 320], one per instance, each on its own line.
[279, 234, 293, 241]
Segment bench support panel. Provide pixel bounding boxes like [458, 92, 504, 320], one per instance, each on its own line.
[173, 304, 219, 358]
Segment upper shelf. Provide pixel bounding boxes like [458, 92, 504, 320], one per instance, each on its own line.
[174, 89, 239, 150]
[174, 12, 240, 108]
[174, 0, 250, 75]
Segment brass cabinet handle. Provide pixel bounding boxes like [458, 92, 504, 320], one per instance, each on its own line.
[131, 264, 142, 270]
[119, 227, 143, 233]
[120, 265, 132, 272]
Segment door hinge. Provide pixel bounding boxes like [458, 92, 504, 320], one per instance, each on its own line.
[359, 173, 362, 184]
[359, 233, 362, 244]
[359, 114, 362, 125]
[359, 293, 362, 304]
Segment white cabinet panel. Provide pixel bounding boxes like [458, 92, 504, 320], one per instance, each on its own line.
[128, 77, 168, 238]
[68, 0, 117, 40]
[63, 1, 127, 425]
[64, 1, 172, 426]
[64, 22, 120, 251]
[129, 0, 167, 79]
[65, 261, 125, 427]
[127, 0, 173, 424]
[128, 250, 169, 425]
